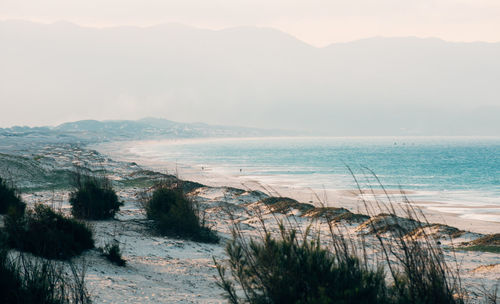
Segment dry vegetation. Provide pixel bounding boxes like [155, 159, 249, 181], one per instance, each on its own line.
[1, 163, 499, 303]
[142, 180, 219, 243]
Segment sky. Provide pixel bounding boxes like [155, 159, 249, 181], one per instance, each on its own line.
[1, 0, 500, 47]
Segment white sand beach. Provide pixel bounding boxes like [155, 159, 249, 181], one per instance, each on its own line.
[1, 141, 498, 303]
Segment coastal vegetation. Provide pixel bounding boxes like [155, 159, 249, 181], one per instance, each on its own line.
[215, 185, 466, 304]
[260, 196, 315, 214]
[143, 181, 219, 243]
[0, 233, 91, 304]
[101, 241, 126, 267]
[0, 176, 25, 215]
[215, 224, 389, 303]
[459, 233, 500, 254]
[69, 173, 122, 220]
[5, 204, 94, 260]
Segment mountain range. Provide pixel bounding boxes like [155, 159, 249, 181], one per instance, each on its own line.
[1, 20, 499, 135]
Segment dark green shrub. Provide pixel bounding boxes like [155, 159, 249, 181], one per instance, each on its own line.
[6, 204, 94, 260]
[0, 233, 21, 303]
[144, 185, 219, 243]
[216, 222, 465, 304]
[69, 174, 122, 220]
[102, 242, 126, 267]
[0, 177, 25, 215]
[216, 189, 465, 304]
[215, 224, 388, 304]
[215, 169, 466, 303]
[0, 236, 91, 304]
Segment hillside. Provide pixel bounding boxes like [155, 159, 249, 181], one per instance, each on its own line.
[0, 117, 290, 146]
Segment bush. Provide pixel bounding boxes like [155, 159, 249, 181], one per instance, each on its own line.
[102, 242, 126, 267]
[5, 204, 94, 260]
[0, 177, 25, 215]
[215, 173, 466, 304]
[69, 174, 122, 220]
[144, 184, 219, 243]
[216, 220, 464, 304]
[216, 224, 387, 304]
[0, 236, 91, 304]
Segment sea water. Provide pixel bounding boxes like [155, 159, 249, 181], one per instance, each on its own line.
[127, 136, 500, 222]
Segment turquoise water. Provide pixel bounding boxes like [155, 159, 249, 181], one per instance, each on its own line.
[131, 137, 500, 209]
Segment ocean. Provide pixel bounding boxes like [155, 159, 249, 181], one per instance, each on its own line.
[124, 136, 500, 222]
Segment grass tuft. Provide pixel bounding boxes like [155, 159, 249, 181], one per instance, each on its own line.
[69, 172, 122, 220]
[215, 223, 388, 303]
[0, 235, 91, 304]
[458, 233, 500, 253]
[5, 204, 94, 260]
[143, 181, 219, 243]
[102, 242, 126, 267]
[260, 197, 315, 214]
[0, 177, 26, 215]
[215, 169, 466, 304]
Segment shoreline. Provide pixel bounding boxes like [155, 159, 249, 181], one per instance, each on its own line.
[1, 139, 499, 302]
[92, 140, 500, 235]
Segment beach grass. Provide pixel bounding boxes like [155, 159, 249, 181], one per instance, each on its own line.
[69, 172, 122, 220]
[142, 180, 219, 243]
[0, 233, 91, 304]
[102, 241, 126, 267]
[0, 176, 25, 215]
[5, 204, 94, 260]
[215, 172, 466, 304]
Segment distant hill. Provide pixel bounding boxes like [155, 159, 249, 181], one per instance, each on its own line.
[1, 20, 499, 135]
[0, 118, 292, 145]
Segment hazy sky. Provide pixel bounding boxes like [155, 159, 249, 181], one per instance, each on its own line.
[1, 1, 499, 134]
[1, 0, 500, 46]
